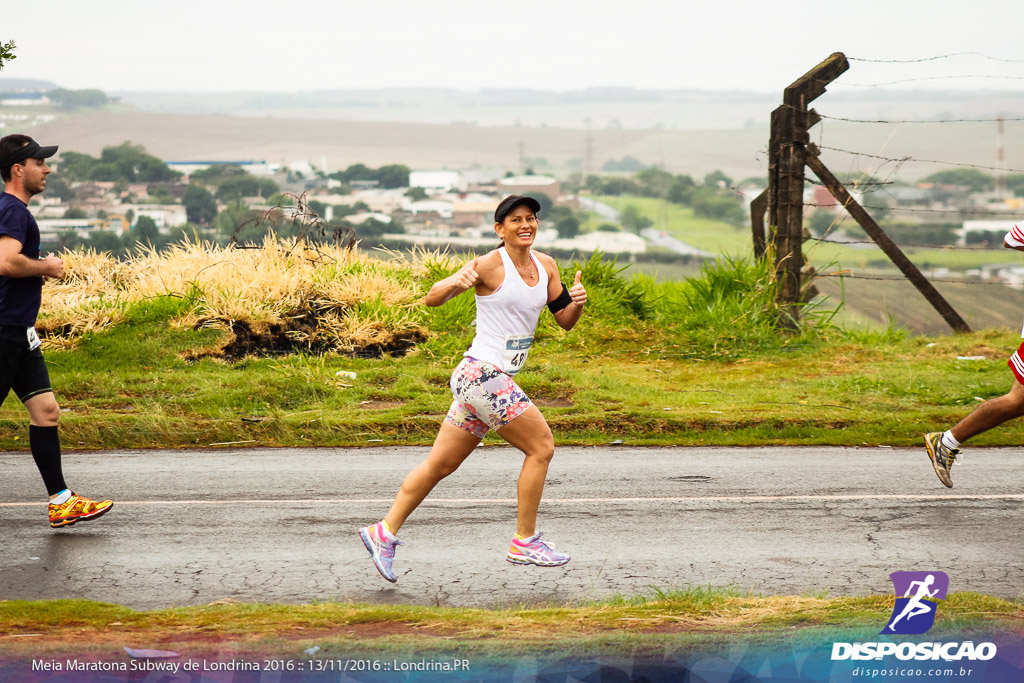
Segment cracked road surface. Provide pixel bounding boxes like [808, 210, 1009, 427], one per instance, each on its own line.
[1, 446, 1020, 609]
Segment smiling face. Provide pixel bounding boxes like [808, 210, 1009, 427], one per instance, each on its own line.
[495, 204, 538, 248]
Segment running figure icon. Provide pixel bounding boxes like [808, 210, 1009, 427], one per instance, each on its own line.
[885, 574, 940, 632]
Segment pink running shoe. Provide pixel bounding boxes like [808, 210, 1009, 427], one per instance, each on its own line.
[359, 522, 403, 582]
[506, 531, 570, 567]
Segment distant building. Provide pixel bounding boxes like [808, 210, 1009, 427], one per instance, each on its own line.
[167, 160, 279, 177]
[122, 204, 188, 232]
[959, 220, 1012, 245]
[452, 201, 495, 228]
[347, 212, 393, 225]
[407, 199, 453, 220]
[410, 170, 465, 193]
[37, 218, 104, 242]
[497, 175, 560, 202]
[0, 92, 50, 106]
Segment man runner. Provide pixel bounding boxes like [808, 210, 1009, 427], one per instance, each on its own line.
[0, 134, 114, 528]
[924, 223, 1024, 487]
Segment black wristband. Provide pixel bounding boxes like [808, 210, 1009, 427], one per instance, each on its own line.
[547, 282, 572, 313]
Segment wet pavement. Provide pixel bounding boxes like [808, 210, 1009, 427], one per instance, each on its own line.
[1, 445, 1020, 609]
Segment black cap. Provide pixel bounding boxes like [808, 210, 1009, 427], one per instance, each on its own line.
[494, 194, 541, 223]
[0, 138, 59, 169]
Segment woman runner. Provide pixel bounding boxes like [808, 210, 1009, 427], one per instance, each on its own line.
[359, 194, 587, 582]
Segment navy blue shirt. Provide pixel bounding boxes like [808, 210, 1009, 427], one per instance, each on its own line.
[0, 192, 43, 326]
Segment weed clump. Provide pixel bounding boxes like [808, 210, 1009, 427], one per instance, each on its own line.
[39, 237, 431, 360]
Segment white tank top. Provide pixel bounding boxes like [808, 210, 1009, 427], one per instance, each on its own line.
[464, 247, 549, 376]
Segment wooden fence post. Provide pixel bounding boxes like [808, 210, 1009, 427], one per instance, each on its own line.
[768, 53, 849, 327]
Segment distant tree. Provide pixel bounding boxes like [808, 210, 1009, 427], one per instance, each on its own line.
[54, 230, 83, 252]
[884, 222, 958, 247]
[63, 207, 87, 219]
[593, 177, 641, 196]
[692, 193, 745, 226]
[54, 151, 100, 181]
[808, 209, 840, 236]
[554, 213, 581, 239]
[47, 88, 109, 110]
[55, 143, 181, 183]
[191, 164, 248, 184]
[620, 205, 653, 233]
[703, 170, 732, 189]
[215, 175, 279, 204]
[332, 202, 370, 218]
[921, 168, 994, 193]
[0, 39, 16, 70]
[306, 199, 329, 217]
[44, 176, 74, 201]
[100, 142, 181, 183]
[667, 175, 697, 205]
[87, 230, 124, 255]
[634, 167, 675, 198]
[131, 216, 162, 246]
[355, 218, 392, 239]
[405, 187, 428, 202]
[596, 223, 620, 232]
[601, 156, 645, 173]
[376, 164, 410, 189]
[332, 163, 374, 183]
[148, 187, 176, 204]
[1005, 173, 1024, 197]
[213, 205, 263, 240]
[532, 193, 554, 218]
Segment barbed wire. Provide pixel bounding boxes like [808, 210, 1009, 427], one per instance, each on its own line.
[816, 113, 1024, 125]
[805, 236, 1005, 251]
[816, 272, 1020, 285]
[835, 75, 1024, 87]
[848, 53, 1024, 64]
[802, 201, 1020, 217]
[817, 145, 1024, 174]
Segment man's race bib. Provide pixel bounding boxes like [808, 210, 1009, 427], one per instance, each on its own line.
[26, 327, 41, 351]
[503, 334, 533, 376]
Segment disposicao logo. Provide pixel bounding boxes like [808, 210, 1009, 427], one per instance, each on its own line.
[831, 571, 998, 663]
[882, 570, 948, 635]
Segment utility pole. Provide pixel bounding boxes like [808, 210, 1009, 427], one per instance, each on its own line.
[768, 53, 848, 327]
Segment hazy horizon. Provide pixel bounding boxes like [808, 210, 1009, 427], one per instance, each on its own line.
[3, 1, 1024, 94]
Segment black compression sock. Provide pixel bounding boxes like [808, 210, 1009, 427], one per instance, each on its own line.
[29, 425, 68, 496]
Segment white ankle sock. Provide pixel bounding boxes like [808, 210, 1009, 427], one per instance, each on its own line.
[941, 431, 961, 450]
[51, 489, 72, 505]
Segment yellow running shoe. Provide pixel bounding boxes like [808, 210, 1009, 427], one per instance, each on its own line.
[924, 432, 958, 488]
[49, 493, 114, 528]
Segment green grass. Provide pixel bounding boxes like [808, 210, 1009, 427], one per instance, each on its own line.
[6, 253, 1024, 449]
[0, 591, 1019, 661]
[594, 195, 753, 256]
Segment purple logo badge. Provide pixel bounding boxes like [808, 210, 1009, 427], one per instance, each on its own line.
[882, 571, 949, 635]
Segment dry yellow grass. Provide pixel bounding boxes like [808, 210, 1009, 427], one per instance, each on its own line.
[38, 236, 434, 358]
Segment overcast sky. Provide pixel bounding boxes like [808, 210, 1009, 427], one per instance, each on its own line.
[3, 0, 1024, 94]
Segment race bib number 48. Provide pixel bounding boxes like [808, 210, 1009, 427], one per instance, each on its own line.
[503, 334, 533, 376]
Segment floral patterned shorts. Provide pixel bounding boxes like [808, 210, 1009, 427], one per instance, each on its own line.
[445, 357, 533, 438]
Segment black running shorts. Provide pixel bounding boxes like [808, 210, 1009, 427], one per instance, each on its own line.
[0, 325, 53, 406]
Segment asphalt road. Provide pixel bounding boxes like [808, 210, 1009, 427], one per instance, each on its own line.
[1, 446, 1021, 609]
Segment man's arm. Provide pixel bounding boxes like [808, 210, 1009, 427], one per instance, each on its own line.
[0, 235, 63, 279]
